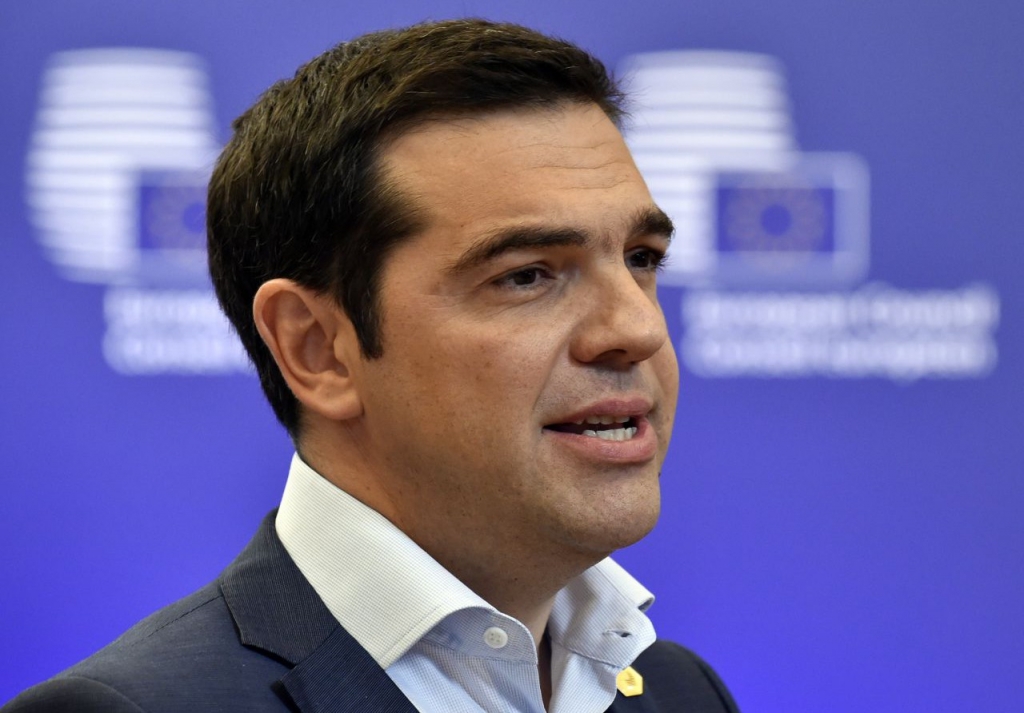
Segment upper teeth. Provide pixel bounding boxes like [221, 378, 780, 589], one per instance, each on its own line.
[570, 414, 637, 441]
[575, 415, 631, 425]
[582, 426, 638, 441]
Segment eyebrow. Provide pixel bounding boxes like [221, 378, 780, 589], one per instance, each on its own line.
[447, 206, 675, 276]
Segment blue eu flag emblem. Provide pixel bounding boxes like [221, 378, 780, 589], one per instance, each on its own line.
[706, 166, 864, 287]
[135, 171, 211, 285]
[716, 175, 835, 270]
[717, 176, 836, 259]
[139, 173, 207, 253]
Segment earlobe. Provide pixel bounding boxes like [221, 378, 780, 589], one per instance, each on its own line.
[252, 279, 363, 422]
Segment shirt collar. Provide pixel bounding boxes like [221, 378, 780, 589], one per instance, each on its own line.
[549, 557, 655, 667]
[276, 453, 655, 669]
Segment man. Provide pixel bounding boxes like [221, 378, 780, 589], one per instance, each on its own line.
[4, 19, 739, 713]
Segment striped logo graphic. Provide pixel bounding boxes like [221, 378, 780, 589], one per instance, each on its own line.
[26, 48, 219, 286]
[621, 50, 869, 288]
[26, 48, 247, 374]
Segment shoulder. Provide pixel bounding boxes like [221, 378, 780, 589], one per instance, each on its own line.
[2, 676, 144, 713]
[2, 583, 289, 713]
[622, 640, 740, 713]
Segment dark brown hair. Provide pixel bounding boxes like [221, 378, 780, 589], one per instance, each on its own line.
[207, 19, 625, 438]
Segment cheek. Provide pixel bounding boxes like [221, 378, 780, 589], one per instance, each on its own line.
[652, 343, 680, 454]
[427, 324, 554, 395]
[658, 340, 681, 405]
[381, 295, 568, 436]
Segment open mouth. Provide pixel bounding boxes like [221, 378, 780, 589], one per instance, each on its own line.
[544, 415, 639, 442]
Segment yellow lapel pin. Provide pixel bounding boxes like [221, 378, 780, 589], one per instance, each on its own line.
[616, 666, 643, 697]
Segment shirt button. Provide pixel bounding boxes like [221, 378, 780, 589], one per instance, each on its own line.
[483, 626, 509, 649]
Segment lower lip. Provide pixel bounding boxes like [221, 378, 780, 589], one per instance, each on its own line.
[541, 416, 659, 464]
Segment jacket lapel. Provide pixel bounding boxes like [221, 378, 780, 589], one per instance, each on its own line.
[280, 626, 416, 713]
[220, 511, 417, 713]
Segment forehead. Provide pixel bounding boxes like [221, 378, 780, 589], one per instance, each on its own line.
[377, 104, 653, 246]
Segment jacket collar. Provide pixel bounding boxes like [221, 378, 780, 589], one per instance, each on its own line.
[219, 511, 417, 713]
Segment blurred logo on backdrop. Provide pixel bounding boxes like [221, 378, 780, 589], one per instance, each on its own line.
[25, 48, 247, 375]
[622, 51, 999, 380]
[26, 47, 999, 380]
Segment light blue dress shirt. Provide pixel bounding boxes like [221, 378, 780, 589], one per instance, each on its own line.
[276, 454, 656, 713]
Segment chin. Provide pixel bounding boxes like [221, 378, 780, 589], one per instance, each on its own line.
[555, 488, 661, 558]
[598, 507, 660, 552]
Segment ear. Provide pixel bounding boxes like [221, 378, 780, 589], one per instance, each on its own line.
[252, 279, 363, 422]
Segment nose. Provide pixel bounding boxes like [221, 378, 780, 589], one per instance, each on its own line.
[569, 266, 670, 369]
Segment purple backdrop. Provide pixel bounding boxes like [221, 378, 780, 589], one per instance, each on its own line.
[2, 1, 1021, 711]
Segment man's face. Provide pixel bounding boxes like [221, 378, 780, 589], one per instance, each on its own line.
[352, 103, 679, 568]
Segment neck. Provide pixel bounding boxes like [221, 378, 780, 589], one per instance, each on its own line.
[299, 425, 605, 628]
[299, 424, 603, 708]
[482, 586, 555, 710]
[539, 629, 553, 708]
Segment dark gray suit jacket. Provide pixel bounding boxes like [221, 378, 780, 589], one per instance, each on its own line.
[3, 513, 740, 712]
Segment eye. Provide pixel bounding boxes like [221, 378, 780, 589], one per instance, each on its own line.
[507, 268, 542, 286]
[492, 265, 553, 290]
[626, 247, 667, 271]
